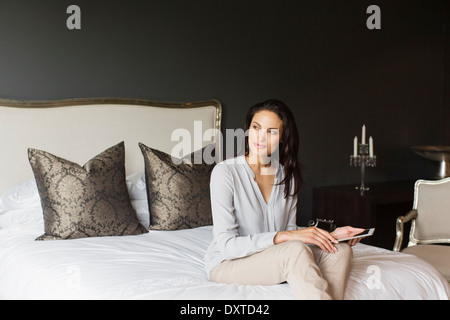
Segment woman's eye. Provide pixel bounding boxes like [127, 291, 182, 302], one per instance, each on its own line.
[252, 125, 259, 130]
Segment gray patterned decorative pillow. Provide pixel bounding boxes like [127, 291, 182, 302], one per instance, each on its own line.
[138, 143, 215, 230]
[28, 142, 148, 240]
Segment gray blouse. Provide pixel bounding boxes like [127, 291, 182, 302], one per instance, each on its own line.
[204, 155, 298, 278]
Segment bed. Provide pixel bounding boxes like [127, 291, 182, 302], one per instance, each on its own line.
[0, 98, 448, 300]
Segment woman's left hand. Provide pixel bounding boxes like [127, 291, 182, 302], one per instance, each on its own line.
[331, 226, 365, 247]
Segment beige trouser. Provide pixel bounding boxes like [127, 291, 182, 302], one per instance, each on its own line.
[210, 240, 353, 300]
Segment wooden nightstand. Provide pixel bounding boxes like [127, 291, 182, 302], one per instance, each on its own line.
[312, 180, 416, 250]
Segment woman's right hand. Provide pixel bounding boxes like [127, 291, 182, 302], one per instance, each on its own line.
[273, 227, 339, 253]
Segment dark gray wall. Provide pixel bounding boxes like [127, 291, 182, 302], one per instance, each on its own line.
[0, 0, 448, 225]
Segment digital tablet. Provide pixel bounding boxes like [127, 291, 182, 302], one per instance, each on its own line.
[337, 228, 375, 242]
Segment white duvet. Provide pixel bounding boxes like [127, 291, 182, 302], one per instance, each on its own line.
[0, 207, 449, 300]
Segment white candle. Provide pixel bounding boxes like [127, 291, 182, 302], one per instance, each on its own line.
[362, 125, 366, 144]
[353, 136, 358, 156]
[369, 136, 374, 157]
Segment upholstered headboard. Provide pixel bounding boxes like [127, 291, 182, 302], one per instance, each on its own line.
[0, 98, 222, 195]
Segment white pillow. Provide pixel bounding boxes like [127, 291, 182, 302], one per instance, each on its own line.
[126, 172, 147, 200]
[0, 173, 148, 213]
[0, 179, 41, 214]
[126, 172, 149, 227]
[131, 200, 150, 229]
[0, 207, 44, 229]
[0, 174, 149, 229]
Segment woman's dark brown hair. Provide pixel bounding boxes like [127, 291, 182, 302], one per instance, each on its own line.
[243, 99, 304, 198]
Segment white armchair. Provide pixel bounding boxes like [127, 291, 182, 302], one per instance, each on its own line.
[394, 178, 450, 282]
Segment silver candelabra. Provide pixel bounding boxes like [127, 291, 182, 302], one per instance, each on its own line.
[350, 125, 376, 195]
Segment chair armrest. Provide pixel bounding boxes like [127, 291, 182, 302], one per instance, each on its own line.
[393, 209, 418, 252]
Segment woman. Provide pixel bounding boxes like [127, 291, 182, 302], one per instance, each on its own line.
[204, 99, 363, 300]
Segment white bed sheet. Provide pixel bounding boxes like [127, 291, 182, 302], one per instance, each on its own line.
[0, 207, 449, 300]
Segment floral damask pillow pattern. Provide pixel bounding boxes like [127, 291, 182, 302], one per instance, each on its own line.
[28, 142, 148, 240]
[139, 143, 215, 230]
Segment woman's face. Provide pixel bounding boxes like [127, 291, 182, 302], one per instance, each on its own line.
[248, 110, 283, 159]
